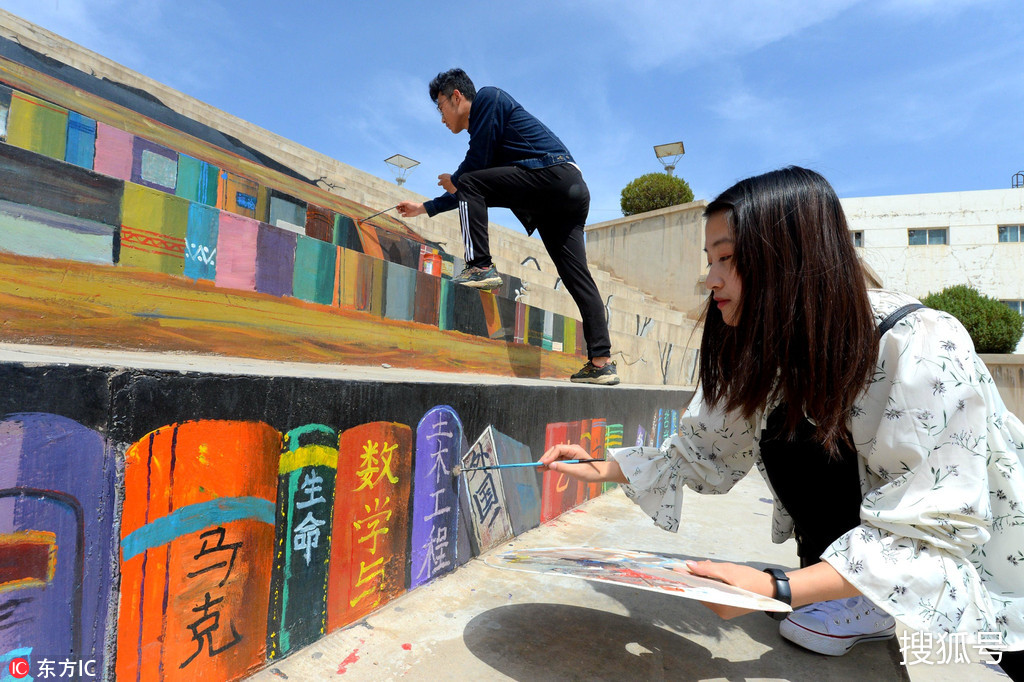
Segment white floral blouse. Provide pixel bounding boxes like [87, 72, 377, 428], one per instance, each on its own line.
[612, 289, 1024, 648]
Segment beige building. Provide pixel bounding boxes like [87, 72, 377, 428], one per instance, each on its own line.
[842, 188, 1024, 353]
[587, 187, 1024, 356]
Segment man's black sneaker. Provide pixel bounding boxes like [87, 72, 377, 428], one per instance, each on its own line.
[570, 361, 620, 385]
[451, 265, 502, 290]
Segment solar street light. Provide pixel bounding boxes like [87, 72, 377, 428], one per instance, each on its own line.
[653, 142, 685, 176]
[384, 154, 420, 186]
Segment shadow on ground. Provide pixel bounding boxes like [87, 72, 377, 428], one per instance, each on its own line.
[463, 552, 908, 681]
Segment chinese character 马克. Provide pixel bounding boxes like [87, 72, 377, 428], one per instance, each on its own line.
[414, 524, 451, 581]
[186, 527, 242, 587]
[352, 497, 392, 555]
[293, 512, 327, 565]
[355, 440, 400, 491]
[180, 591, 242, 668]
[295, 471, 327, 509]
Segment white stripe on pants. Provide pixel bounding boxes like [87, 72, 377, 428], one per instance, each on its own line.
[458, 200, 474, 263]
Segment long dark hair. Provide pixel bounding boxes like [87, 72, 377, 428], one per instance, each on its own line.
[699, 166, 877, 453]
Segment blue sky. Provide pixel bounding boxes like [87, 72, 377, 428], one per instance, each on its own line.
[4, 1, 1023, 231]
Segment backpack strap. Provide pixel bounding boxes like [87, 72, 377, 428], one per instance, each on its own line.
[878, 303, 926, 338]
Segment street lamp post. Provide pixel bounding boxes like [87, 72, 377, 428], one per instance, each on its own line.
[384, 154, 420, 186]
[653, 141, 685, 176]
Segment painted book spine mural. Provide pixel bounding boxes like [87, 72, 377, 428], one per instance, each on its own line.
[0, 358, 681, 681]
[0, 26, 691, 682]
[267, 425, 338, 660]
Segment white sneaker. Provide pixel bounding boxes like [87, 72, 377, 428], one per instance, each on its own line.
[779, 596, 896, 656]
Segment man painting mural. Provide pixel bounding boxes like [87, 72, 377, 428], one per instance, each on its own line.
[397, 69, 619, 385]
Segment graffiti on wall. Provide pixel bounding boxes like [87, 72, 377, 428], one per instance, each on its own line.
[0, 360, 686, 681]
[410, 407, 463, 589]
[0, 74, 587, 366]
[117, 420, 279, 680]
[0, 413, 118, 680]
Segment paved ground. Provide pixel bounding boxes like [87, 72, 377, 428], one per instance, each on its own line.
[248, 471, 1008, 681]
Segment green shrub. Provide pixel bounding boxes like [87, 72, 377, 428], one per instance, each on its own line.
[920, 284, 1024, 354]
[620, 173, 694, 216]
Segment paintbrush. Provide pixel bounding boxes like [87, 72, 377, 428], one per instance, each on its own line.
[452, 459, 606, 476]
[358, 204, 399, 224]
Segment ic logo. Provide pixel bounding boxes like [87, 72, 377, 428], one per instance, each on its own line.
[8, 656, 30, 678]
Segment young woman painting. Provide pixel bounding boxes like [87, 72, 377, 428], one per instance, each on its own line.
[540, 167, 1024, 678]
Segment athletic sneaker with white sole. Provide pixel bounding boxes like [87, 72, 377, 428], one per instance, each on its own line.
[451, 265, 503, 290]
[570, 360, 620, 385]
[779, 596, 896, 656]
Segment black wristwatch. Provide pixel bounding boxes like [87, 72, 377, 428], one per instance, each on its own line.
[763, 568, 791, 621]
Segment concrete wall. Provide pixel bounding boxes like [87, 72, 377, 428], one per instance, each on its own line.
[0, 357, 690, 681]
[983, 354, 1024, 421]
[585, 201, 709, 317]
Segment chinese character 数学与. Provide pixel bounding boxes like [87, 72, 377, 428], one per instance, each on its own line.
[353, 497, 392, 555]
[355, 440, 400, 491]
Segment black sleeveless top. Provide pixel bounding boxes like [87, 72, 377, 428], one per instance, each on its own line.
[758, 303, 925, 567]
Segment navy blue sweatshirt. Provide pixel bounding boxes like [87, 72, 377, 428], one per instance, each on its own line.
[424, 86, 576, 216]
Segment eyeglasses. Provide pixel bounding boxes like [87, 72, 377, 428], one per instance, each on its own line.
[436, 95, 452, 113]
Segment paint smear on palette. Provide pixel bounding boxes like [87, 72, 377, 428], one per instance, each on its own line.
[484, 547, 792, 613]
[401, 643, 412, 651]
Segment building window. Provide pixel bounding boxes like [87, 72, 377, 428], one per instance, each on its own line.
[1003, 300, 1023, 315]
[851, 231, 863, 248]
[998, 225, 1021, 242]
[908, 228, 947, 245]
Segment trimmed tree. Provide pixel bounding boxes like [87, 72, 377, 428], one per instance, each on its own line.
[920, 284, 1024, 354]
[620, 173, 695, 216]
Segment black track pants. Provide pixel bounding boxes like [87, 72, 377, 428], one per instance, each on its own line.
[454, 164, 611, 359]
